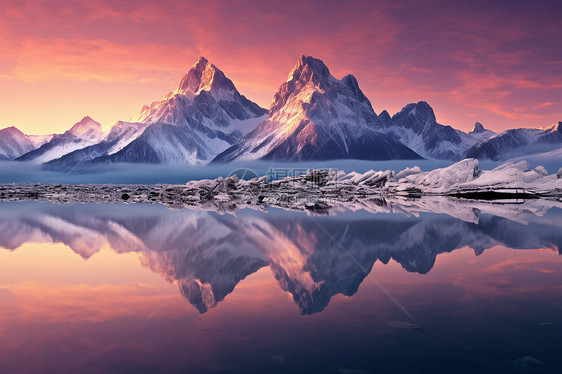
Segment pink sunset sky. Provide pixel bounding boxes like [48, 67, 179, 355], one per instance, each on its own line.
[0, 0, 560, 135]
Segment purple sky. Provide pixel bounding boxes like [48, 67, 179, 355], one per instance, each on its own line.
[0, 0, 560, 134]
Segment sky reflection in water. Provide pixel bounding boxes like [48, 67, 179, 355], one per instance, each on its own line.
[0, 202, 561, 373]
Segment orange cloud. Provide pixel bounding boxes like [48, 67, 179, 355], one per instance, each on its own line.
[535, 102, 554, 109]
[0, 0, 560, 133]
[0, 37, 196, 83]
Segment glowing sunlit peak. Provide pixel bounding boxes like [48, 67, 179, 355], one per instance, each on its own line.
[67, 116, 105, 137]
[287, 55, 331, 83]
[470, 122, 487, 133]
[175, 56, 236, 95]
[538, 121, 562, 132]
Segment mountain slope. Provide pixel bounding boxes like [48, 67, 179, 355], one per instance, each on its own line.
[378, 103, 496, 160]
[0, 126, 52, 160]
[213, 55, 421, 162]
[43, 57, 267, 167]
[16, 116, 105, 163]
[117, 57, 267, 163]
[95, 122, 211, 164]
[468, 121, 495, 141]
[464, 121, 562, 160]
[45, 121, 150, 170]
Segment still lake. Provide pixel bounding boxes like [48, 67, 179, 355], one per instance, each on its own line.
[0, 201, 561, 373]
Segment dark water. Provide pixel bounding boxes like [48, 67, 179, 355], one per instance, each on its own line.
[0, 201, 561, 373]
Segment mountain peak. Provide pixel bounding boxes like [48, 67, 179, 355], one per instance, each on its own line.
[540, 121, 562, 133]
[68, 116, 103, 137]
[395, 101, 436, 124]
[287, 55, 331, 83]
[0, 126, 24, 136]
[195, 56, 209, 68]
[470, 122, 487, 134]
[378, 110, 392, 123]
[214, 55, 422, 162]
[342, 74, 370, 103]
[177, 57, 235, 94]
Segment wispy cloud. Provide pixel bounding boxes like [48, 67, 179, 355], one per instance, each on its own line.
[0, 0, 560, 133]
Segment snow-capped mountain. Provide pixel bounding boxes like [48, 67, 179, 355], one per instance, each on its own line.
[213, 55, 421, 162]
[45, 121, 150, 170]
[16, 116, 105, 163]
[464, 121, 562, 160]
[106, 56, 268, 164]
[377, 102, 496, 160]
[468, 121, 495, 141]
[0, 126, 53, 160]
[32, 57, 268, 167]
[97, 122, 212, 164]
[4, 55, 560, 166]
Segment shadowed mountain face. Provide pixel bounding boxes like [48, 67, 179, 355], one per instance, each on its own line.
[464, 122, 562, 161]
[41, 57, 268, 169]
[213, 56, 422, 162]
[111, 56, 268, 164]
[375, 104, 498, 160]
[0, 127, 53, 160]
[16, 116, 105, 163]
[0, 202, 560, 314]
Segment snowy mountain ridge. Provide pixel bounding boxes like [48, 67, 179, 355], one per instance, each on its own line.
[42, 57, 268, 168]
[213, 55, 421, 162]
[375, 101, 497, 160]
[464, 121, 562, 161]
[97, 56, 269, 164]
[0, 126, 53, 160]
[16, 116, 106, 163]
[3, 55, 560, 165]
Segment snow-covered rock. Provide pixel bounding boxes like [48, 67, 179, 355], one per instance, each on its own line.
[17, 116, 106, 163]
[0, 126, 54, 160]
[387, 159, 562, 195]
[186, 159, 562, 198]
[464, 121, 562, 161]
[118, 56, 267, 163]
[389, 159, 481, 193]
[393, 166, 422, 180]
[377, 103, 496, 160]
[45, 121, 150, 169]
[213, 55, 421, 162]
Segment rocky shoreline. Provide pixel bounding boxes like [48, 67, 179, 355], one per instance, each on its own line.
[0, 160, 560, 216]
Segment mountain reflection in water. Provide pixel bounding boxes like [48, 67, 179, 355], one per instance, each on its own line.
[1, 201, 560, 315]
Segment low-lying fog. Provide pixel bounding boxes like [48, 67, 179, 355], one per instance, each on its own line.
[0, 158, 557, 185]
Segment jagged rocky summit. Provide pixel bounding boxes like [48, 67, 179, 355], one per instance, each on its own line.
[15, 116, 104, 163]
[213, 55, 421, 162]
[3, 55, 561, 166]
[45, 57, 268, 169]
[0, 126, 53, 160]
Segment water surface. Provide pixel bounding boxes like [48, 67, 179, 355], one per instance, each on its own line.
[0, 202, 561, 373]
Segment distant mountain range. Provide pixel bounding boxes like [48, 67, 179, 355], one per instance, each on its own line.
[0, 126, 53, 160]
[1, 55, 560, 167]
[16, 116, 105, 163]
